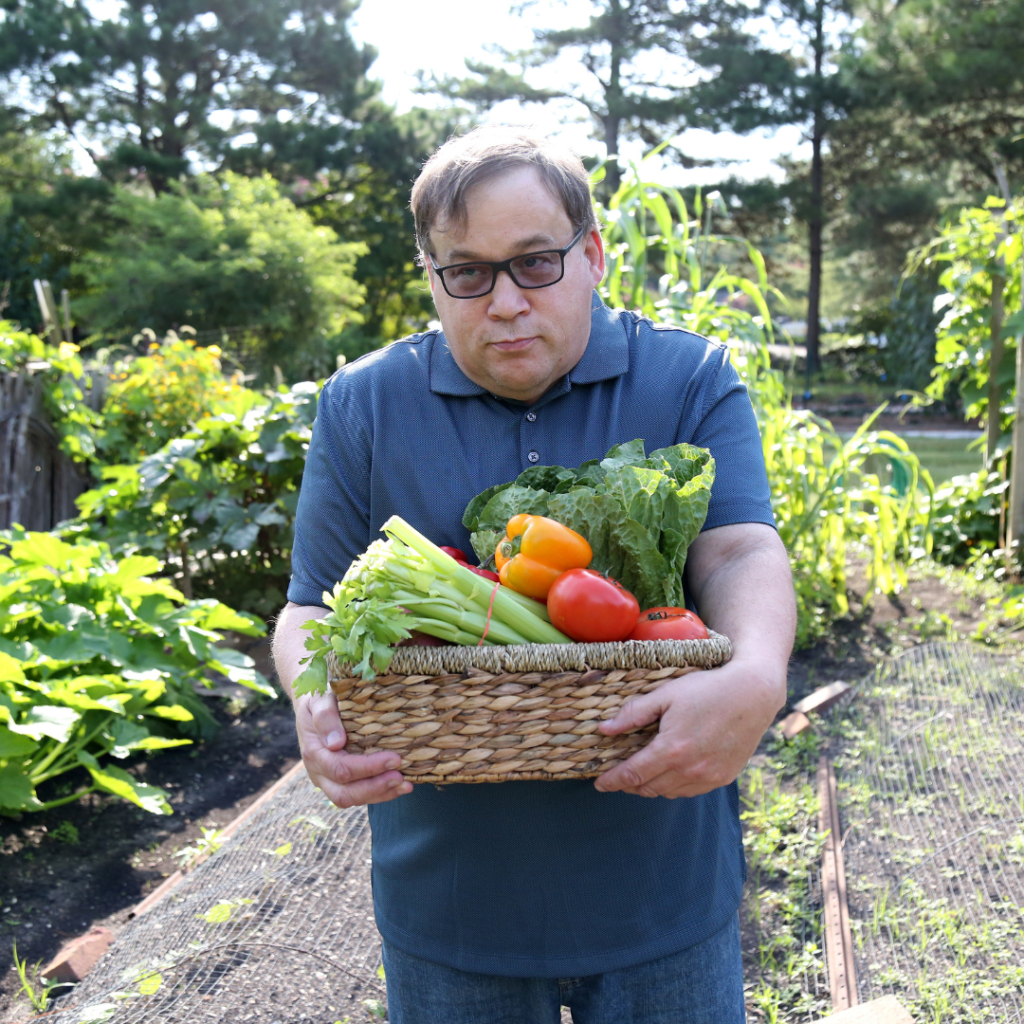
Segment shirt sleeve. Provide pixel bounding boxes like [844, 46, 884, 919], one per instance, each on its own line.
[286, 374, 373, 607]
[684, 345, 776, 532]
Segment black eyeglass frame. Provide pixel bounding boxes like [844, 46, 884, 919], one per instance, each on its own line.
[428, 226, 587, 299]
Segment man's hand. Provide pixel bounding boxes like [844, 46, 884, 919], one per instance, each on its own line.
[273, 602, 412, 808]
[594, 658, 781, 798]
[294, 690, 412, 807]
[594, 522, 795, 799]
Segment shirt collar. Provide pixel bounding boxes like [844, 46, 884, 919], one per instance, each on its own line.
[429, 292, 630, 397]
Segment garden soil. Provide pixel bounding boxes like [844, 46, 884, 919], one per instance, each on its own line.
[0, 566, 1002, 1022]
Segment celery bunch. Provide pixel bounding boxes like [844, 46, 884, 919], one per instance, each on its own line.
[293, 516, 570, 690]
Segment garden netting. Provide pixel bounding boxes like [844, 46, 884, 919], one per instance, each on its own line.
[32, 641, 1024, 1024]
[40, 772, 384, 1024]
[837, 642, 1024, 1021]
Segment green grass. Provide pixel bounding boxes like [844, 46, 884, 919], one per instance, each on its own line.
[901, 435, 983, 484]
[830, 433, 983, 486]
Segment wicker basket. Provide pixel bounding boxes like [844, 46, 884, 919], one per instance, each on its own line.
[328, 634, 731, 784]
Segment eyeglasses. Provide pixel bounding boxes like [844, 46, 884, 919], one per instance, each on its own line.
[428, 227, 586, 299]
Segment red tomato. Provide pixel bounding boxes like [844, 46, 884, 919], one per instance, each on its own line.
[629, 606, 708, 642]
[458, 560, 500, 583]
[439, 545, 468, 561]
[547, 569, 640, 643]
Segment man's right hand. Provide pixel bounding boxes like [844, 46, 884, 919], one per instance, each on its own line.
[274, 601, 412, 808]
[296, 691, 413, 807]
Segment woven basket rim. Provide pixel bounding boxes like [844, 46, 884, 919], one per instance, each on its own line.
[328, 631, 731, 680]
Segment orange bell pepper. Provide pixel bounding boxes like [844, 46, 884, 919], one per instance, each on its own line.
[494, 514, 592, 601]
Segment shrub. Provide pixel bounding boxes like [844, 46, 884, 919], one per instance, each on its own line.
[912, 198, 1024, 436]
[0, 530, 270, 815]
[75, 382, 318, 616]
[73, 172, 367, 382]
[927, 467, 1005, 566]
[95, 332, 248, 465]
[0, 321, 100, 461]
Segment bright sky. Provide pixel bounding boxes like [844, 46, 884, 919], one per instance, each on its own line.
[349, 0, 809, 186]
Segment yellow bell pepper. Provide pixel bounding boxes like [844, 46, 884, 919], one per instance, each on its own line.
[494, 514, 592, 601]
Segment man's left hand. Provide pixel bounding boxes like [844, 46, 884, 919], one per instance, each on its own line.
[594, 656, 782, 798]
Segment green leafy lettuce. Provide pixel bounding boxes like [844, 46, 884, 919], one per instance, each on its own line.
[463, 440, 715, 610]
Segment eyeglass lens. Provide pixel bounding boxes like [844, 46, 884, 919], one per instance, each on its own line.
[445, 251, 564, 298]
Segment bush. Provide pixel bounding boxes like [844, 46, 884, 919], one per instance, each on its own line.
[76, 381, 318, 616]
[0, 321, 100, 461]
[0, 530, 270, 816]
[94, 331, 248, 465]
[598, 158, 931, 645]
[73, 172, 367, 382]
[928, 467, 1005, 566]
[912, 198, 1024, 435]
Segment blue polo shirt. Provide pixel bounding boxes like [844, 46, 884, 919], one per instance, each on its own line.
[288, 294, 775, 978]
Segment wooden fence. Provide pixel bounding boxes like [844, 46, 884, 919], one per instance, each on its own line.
[0, 370, 90, 532]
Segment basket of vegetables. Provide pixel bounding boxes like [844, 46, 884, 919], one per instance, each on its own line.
[295, 440, 732, 784]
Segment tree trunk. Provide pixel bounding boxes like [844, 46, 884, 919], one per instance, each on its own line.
[601, 0, 625, 196]
[1008, 331, 1024, 565]
[603, 113, 621, 195]
[986, 274, 1006, 462]
[805, 0, 826, 378]
[990, 157, 1024, 569]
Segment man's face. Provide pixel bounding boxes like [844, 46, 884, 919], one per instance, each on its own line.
[426, 165, 605, 404]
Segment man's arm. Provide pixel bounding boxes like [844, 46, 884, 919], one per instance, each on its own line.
[594, 522, 795, 798]
[274, 601, 411, 807]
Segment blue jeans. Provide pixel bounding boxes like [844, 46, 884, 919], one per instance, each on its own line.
[380, 915, 746, 1024]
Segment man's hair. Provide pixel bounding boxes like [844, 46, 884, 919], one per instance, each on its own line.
[410, 125, 598, 258]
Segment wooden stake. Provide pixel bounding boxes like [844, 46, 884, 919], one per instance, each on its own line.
[818, 755, 858, 1010]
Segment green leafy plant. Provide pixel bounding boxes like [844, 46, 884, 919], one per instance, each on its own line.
[597, 156, 932, 645]
[927, 468, 1005, 567]
[0, 530, 270, 815]
[173, 826, 229, 869]
[75, 381, 318, 615]
[910, 198, 1024, 435]
[0, 321, 101, 462]
[49, 819, 80, 844]
[12, 941, 65, 1011]
[94, 332, 249, 466]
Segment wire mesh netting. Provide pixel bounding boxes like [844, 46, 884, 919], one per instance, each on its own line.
[31, 640, 1024, 1024]
[43, 770, 384, 1024]
[838, 642, 1024, 1022]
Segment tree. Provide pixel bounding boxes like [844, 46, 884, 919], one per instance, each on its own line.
[73, 172, 366, 381]
[841, 0, 1024, 193]
[427, 0, 782, 193]
[671, 0, 855, 376]
[0, 0, 379, 194]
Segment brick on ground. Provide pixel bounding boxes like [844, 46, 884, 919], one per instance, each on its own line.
[818, 995, 915, 1023]
[42, 926, 114, 983]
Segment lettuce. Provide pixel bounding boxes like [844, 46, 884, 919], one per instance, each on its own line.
[463, 439, 715, 611]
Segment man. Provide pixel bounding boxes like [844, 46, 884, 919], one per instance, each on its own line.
[273, 126, 796, 1024]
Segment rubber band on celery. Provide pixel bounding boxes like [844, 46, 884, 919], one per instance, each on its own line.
[478, 581, 502, 645]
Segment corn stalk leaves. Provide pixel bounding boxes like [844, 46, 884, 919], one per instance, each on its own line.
[597, 158, 932, 645]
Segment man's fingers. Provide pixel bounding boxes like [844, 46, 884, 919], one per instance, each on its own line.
[306, 692, 346, 748]
[594, 735, 680, 793]
[598, 690, 667, 737]
[316, 770, 412, 809]
[313, 748, 403, 787]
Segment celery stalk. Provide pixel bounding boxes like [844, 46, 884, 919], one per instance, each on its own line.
[391, 592, 531, 646]
[381, 516, 570, 645]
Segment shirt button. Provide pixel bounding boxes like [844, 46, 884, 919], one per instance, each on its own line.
[527, 450, 540, 463]
[526, 411, 537, 422]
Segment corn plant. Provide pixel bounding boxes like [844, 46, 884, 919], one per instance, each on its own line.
[596, 155, 933, 644]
